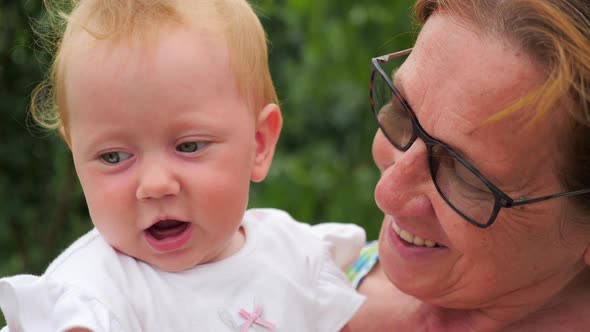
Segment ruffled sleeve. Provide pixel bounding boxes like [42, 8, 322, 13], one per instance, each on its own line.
[313, 249, 366, 331]
[0, 274, 122, 332]
[310, 222, 366, 270]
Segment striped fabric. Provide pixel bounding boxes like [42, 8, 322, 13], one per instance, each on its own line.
[346, 241, 379, 289]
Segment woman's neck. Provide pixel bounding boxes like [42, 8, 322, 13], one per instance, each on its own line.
[420, 267, 590, 332]
[418, 304, 517, 332]
[352, 264, 590, 332]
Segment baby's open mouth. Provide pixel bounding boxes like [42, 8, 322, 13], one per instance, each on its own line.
[147, 220, 190, 240]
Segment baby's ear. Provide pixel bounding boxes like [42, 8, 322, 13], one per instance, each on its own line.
[59, 126, 72, 150]
[250, 103, 282, 182]
[584, 243, 590, 267]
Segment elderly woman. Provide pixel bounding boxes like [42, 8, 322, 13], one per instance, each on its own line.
[348, 0, 590, 331]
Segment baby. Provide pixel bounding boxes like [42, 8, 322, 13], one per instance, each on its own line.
[0, 0, 365, 331]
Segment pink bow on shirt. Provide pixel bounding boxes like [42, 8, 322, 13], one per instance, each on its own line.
[239, 306, 276, 332]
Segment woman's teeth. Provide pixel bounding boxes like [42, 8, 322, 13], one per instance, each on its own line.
[392, 222, 439, 247]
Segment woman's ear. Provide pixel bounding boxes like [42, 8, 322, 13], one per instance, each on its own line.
[250, 103, 282, 183]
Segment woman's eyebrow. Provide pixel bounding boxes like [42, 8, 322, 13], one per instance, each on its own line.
[391, 70, 485, 172]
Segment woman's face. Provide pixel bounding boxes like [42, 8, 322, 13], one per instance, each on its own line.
[373, 13, 590, 309]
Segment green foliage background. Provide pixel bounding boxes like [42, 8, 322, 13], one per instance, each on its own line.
[0, 0, 415, 323]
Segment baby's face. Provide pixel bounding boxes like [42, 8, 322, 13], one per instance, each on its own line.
[63, 25, 262, 271]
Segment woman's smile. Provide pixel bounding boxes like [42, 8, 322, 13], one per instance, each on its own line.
[390, 220, 442, 248]
[384, 216, 448, 261]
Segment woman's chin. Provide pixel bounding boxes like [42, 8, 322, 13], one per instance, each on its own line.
[378, 216, 452, 298]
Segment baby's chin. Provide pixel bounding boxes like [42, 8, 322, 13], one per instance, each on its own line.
[145, 260, 196, 273]
[135, 252, 201, 273]
[109, 241, 199, 273]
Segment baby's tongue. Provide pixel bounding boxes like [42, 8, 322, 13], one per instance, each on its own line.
[148, 220, 188, 240]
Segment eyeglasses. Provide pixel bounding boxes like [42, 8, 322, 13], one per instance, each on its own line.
[370, 48, 590, 228]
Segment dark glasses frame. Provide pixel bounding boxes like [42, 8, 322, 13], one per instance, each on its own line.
[370, 48, 590, 228]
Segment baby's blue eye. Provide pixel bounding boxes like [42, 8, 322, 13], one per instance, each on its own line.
[176, 142, 208, 153]
[100, 151, 132, 164]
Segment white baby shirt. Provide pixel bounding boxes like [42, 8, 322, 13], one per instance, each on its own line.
[0, 208, 366, 332]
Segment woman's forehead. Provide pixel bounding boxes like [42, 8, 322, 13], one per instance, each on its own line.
[402, 14, 545, 132]
[397, 13, 563, 187]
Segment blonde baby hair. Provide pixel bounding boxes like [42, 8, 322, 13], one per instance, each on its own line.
[31, 0, 278, 140]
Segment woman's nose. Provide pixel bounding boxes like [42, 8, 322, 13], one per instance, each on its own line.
[372, 129, 433, 215]
[136, 159, 181, 200]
